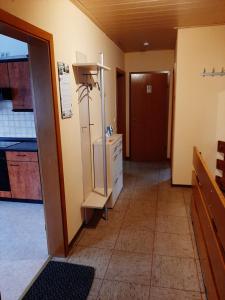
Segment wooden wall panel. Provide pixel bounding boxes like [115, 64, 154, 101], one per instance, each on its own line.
[191, 188, 219, 300]
[192, 148, 225, 300]
[72, 0, 225, 51]
[193, 148, 225, 252]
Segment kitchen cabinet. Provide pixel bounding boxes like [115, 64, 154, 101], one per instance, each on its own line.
[6, 151, 42, 200]
[93, 134, 123, 208]
[7, 61, 33, 111]
[0, 62, 9, 87]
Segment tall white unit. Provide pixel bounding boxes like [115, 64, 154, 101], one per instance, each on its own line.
[93, 134, 123, 208]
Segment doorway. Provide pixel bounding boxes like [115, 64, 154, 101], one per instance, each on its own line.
[116, 68, 126, 158]
[130, 72, 169, 161]
[0, 7, 67, 299]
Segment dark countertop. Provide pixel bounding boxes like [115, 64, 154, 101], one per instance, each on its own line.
[0, 137, 37, 152]
[0, 56, 28, 62]
[7, 142, 38, 152]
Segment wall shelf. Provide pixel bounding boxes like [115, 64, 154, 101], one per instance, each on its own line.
[73, 62, 110, 85]
[73, 62, 110, 72]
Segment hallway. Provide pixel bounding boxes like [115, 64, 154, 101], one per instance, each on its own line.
[68, 161, 206, 300]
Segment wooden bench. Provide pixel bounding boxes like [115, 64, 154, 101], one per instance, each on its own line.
[81, 188, 112, 224]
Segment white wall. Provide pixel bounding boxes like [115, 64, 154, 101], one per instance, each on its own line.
[173, 25, 225, 185]
[0, 0, 124, 242]
[125, 50, 175, 157]
[0, 34, 28, 57]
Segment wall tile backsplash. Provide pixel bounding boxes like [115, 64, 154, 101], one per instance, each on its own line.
[0, 100, 36, 137]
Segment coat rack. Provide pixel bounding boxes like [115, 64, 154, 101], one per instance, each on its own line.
[201, 67, 225, 77]
[73, 53, 112, 224]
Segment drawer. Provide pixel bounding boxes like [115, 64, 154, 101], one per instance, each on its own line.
[113, 172, 123, 199]
[111, 138, 122, 155]
[112, 148, 123, 179]
[107, 172, 123, 208]
[6, 151, 38, 162]
[0, 191, 11, 198]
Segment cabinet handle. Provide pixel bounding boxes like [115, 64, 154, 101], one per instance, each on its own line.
[10, 164, 19, 167]
[114, 177, 119, 185]
[16, 154, 27, 157]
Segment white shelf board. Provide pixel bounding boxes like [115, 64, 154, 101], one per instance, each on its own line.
[82, 188, 112, 209]
[73, 62, 110, 72]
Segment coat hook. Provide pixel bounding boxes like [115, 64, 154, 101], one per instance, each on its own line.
[203, 68, 206, 77]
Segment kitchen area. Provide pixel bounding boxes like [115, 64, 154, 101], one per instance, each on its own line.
[0, 34, 48, 300]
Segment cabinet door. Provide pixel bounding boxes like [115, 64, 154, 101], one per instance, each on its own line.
[7, 161, 42, 200]
[8, 61, 33, 110]
[0, 63, 9, 88]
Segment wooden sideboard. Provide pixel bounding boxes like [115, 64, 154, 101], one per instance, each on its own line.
[191, 147, 225, 300]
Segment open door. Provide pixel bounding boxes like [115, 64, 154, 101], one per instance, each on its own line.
[0, 9, 68, 257]
[116, 68, 126, 158]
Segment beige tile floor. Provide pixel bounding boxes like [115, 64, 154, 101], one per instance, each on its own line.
[68, 161, 206, 300]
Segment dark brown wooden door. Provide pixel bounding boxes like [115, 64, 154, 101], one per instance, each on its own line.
[130, 72, 169, 161]
[116, 69, 126, 157]
[8, 61, 33, 110]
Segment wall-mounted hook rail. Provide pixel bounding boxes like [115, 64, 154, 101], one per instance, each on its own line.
[201, 67, 225, 77]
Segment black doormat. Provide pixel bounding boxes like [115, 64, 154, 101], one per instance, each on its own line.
[22, 261, 95, 300]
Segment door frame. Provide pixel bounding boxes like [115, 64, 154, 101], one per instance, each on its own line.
[116, 68, 126, 157]
[129, 71, 171, 161]
[0, 9, 68, 256]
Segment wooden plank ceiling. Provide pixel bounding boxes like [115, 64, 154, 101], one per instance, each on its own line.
[72, 0, 225, 52]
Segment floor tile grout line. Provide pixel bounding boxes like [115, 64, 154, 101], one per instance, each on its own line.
[182, 189, 205, 294]
[150, 284, 203, 294]
[149, 166, 160, 292]
[94, 200, 129, 299]
[97, 171, 156, 298]
[72, 244, 199, 260]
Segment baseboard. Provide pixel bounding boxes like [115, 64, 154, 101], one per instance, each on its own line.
[68, 223, 85, 252]
[171, 184, 192, 188]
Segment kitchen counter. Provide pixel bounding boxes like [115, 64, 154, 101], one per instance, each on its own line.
[0, 138, 37, 152]
[6, 142, 38, 152]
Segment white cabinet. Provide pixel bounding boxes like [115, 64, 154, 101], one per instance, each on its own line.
[93, 134, 123, 208]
